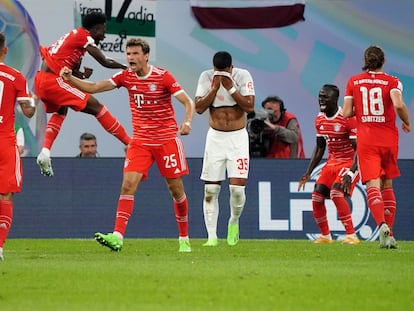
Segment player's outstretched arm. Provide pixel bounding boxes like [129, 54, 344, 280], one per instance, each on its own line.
[87, 45, 127, 69]
[60, 66, 116, 94]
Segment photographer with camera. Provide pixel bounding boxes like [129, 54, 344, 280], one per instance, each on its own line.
[247, 96, 305, 158]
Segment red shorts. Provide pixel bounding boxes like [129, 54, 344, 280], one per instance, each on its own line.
[0, 139, 22, 193]
[34, 71, 89, 113]
[316, 160, 359, 196]
[124, 138, 189, 180]
[357, 144, 400, 183]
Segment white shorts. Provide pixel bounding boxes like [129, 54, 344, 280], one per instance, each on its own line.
[201, 127, 250, 181]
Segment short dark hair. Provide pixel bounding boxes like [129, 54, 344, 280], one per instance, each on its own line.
[213, 51, 232, 70]
[79, 132, 96, 144]
[362, 45, 385, 71]
[321, 84, 339, 99]
[82, 12, 106, 30]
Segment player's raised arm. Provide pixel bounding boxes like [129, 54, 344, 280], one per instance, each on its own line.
[87, 44, 127, 70]
[220, 74, 254, 114]
[60, 66, 116, 94]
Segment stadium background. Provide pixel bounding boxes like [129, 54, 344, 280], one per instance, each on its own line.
[14, 0, 414, 158]
[11, 159, 414, 241]
[3, 1, 413, 240]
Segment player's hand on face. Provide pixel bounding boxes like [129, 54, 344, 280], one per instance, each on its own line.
[220, 75, 234, 90]
[211, 75, 221, 91]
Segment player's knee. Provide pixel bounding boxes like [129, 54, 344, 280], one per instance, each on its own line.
[314, 183, 330, 197]
[229, 185, 246, 208]
[312, 191, 324, 200]
[204, 184, 221, 203]
[84, 97, 102, 115]
[330, 188, 344, 200]
[121, 179, 138, 194]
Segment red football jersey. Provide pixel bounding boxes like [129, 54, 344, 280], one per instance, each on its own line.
[345, 71, 400, 146]
[40, 27, 95, 74]
[111, 65, 184, 143]
[315, 107, 357, 165]
[0, 63, 31, 140]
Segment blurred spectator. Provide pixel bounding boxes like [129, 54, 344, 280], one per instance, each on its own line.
[76, 132, 98, 158]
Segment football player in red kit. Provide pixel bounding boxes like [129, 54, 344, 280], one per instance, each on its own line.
[343, 45, 411, 249]
[34, 12, 130, 177]
[0, 33, 36, 261]
[60, 38, 194, 253]
[298, 84, 360, 245]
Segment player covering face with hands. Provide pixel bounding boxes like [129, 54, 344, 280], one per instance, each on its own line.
[195, 51, 255, 246]
[60, 38, 194, 253]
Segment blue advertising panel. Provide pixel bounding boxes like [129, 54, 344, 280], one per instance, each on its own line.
[11, 158, 414, 241]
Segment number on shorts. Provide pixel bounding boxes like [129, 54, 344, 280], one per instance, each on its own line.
[164, 154, 178, 168]
[236, 158, 248, 171]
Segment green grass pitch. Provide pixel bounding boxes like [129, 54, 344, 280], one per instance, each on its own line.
[1, 239, 413, 311]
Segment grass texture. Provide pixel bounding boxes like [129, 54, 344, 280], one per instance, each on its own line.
[1, 239, 413, 311]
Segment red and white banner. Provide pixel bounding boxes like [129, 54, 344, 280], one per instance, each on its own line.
[190, 0, 305, 29]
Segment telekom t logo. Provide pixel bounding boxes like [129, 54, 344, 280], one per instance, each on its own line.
[134, 94, 145, 108]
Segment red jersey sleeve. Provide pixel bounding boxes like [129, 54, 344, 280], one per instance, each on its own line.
[110, 70, 127, 87]
[0, 65, 30, 137]
[41, 27, 95, 74]
[314, 113, 323, 136]
[346, 116, 357, 140]
[345, 76, 354, 98]
[163, 70, 183, 96]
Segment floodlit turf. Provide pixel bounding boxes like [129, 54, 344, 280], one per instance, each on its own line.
[0, 239, 413, 311]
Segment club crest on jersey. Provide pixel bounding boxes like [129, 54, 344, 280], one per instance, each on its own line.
[149, 83, 157, 92]
[334, 124, 341, 132]
[247, 81, 254, 92]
